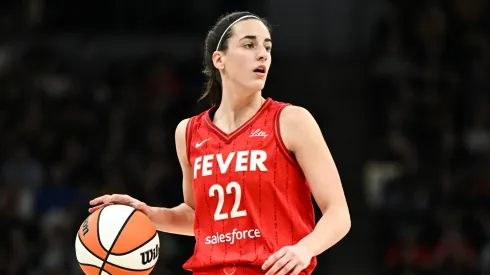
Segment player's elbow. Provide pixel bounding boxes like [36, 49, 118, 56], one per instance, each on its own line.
[330, 204, 351, 237]
[342, 210, 351, 236]
[341, 208, 351, 236]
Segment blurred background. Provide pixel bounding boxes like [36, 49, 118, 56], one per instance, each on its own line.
[0, 0, 489, 274]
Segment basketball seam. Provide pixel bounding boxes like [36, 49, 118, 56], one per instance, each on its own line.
[97, 207, 108, 253]
[79, 263, 113, 275]
[78, 233, 154, 272]
[98, 208, 136, 275]
[77, 233, 105, 262]
[110, 232, 158, 256]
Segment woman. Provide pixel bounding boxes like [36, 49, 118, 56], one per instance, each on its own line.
[90, 11, 351, 275]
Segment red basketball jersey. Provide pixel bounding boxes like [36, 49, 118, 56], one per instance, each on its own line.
[182, 98, 316, 274]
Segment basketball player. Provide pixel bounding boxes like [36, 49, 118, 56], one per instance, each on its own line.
[89, 11, 351, 275]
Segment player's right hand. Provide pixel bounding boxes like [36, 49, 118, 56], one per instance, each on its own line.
[89, 194, 151, 216]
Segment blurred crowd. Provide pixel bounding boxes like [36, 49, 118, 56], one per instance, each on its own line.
[0, 0, 265, 34]
[0, 44, 199, 274]
[365, 0, 490, 274]
[1, 0, 490, 275]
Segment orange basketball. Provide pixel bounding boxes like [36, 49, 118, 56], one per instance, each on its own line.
[75, 204, 160, 275]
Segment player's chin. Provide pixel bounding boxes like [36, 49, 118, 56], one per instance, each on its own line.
[248, 78, 267, 90]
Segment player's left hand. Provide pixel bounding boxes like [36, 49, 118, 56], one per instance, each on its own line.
[262, 244, 314, 275]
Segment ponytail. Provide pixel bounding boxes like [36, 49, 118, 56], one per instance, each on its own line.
[199, 67, 222, 106]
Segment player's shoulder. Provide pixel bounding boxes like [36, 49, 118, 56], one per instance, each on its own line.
[175, 109, 209, 141]
[175, 117, 196, 163]
[175, 109, 208, 135]
[175, 118, 191, 136]
[278, 104, 315, 129]
[276, 104, 318, 150]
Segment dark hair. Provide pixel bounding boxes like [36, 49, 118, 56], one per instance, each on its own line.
[199, 11, 271, 106]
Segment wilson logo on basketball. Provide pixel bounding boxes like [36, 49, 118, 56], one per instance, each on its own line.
[140, 244, 159, 265]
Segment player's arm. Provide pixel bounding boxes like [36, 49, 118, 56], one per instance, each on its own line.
[146, 118, 195, 236]
[263, 105, 351, 275]
[282, 106, 351, 254]
[88, 119, 195, 236]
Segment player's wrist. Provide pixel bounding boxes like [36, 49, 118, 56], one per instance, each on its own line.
[296, 238, 317, 258]
[144, 204, 156, 217]
[144, 205, 172, 225]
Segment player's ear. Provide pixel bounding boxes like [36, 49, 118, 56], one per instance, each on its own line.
[212, 51, 225, 70]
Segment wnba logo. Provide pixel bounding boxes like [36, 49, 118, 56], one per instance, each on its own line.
[140, 244, 159, 265]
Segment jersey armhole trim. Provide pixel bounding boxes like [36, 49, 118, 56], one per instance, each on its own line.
[185, 117, 195, 165]
[274, 104, 301, 169]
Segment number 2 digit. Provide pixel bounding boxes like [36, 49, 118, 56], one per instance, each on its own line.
[209, 182, 247, 221]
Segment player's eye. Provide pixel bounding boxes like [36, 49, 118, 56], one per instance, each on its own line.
[244, 43, 254, 49]
[265, 45, 272, 52]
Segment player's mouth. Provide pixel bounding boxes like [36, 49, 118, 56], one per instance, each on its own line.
[253, 65, 267, 77]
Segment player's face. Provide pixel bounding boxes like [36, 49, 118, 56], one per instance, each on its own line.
[219, 20, 272, 92]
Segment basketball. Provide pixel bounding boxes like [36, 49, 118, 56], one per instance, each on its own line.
[75, 204, 160, 275]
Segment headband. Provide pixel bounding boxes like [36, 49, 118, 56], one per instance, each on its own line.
[216, 15, 259, 51]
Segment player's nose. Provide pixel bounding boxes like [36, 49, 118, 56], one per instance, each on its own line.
[256, 46, 268, 62]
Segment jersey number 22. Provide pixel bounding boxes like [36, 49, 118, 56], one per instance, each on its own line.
[209, 182, 247, 221]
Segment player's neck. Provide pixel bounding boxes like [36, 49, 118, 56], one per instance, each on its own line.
[214, 89, 264, 133]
